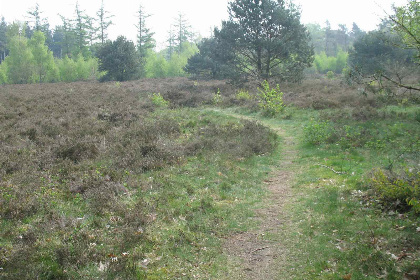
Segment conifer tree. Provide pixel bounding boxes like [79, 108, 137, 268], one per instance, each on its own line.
[136, 4, 155, 77]
[96, 0, 114, 45]
[206, 0, 313, 81]
[73, 2, 93, 57]
[173, 13, 192, 54]
[0, 17, 7, 63]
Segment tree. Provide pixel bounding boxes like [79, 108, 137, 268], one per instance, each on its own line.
[166, 26, 176, 59]
[26, 3, 53, 47]
[28, 30, 58, 82]
[338, 24, 349, 51]
[347, 1, 419, 93]
[73, 2, 93, 57]
[97, 36, 140, 81]
[58, 15, 76, 57]
[27, 3, 43, 32]
[136, 4, 155, 77]
[173, 13, 192, 54]
[212, 0, 313, 80]
[348, 30, 418, 93]
[96, 0, 114, 45]
[389, 0, 419, 63]
[185, 35, 239, 79]
[4, 23, 35, 84]
[350, 22, 365, 44]
[0, 17, 8, 63]
[306, 23, 325, 54]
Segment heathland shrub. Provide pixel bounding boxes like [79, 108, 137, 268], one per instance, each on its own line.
[236, 89, 253, 101]
[258, 80, 284, 116]
[149, 93, 169, 108]
[186, 119, 277, 157]
[303, 119, 335, 145]
[370, 168, 420, 213]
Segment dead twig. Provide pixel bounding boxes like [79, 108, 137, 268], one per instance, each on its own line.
[250, 246, 270, 254]
[315, 164, 347, 175]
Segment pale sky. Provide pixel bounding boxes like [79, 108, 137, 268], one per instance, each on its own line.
[0, 0, 409, 49]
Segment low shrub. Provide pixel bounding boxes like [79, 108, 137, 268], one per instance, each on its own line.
[149, 93, 169, 108]
[369, 168, 420, 213]
[258, 80, 284, 116]
[303, 119, 335, 145]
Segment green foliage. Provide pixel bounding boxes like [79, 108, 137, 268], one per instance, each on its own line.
[145, 52, 168, 78]
[97, 36, 140, 82]
[391, 0, 420, 63]
[314, 50, 349, 74]
[190, 0, 313, 81]
[303, 119, 334, 145]
[149, 92, 169, 107]
[235, 89, 253, 101]
[4, 33, 36, 84]
[57, 55, 77, 82]
[29, 31, 59, 82]
[370, 169, 420, 213]
[185, 37, 239, 80]
[326, 70, 335, 79]
[213, 88, 222, 105]
[257, 81, 284, 116]
[0, 63, 7, 84]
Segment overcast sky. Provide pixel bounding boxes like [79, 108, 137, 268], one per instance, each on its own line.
[0, 0, 409, 49]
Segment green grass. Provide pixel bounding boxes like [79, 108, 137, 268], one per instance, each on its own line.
[213, 102, 419, 279]
[263, 104, 420, 279]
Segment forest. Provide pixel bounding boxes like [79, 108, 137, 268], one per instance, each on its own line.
[1, 0, 417, 85]
[0, 0, 419, 279]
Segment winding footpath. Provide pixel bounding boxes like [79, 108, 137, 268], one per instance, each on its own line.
[220, 112, 299, 279]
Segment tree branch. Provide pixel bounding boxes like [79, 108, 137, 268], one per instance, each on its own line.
[380, 73, 420, 91]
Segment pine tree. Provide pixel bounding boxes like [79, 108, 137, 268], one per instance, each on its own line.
[173, 13, 191, 54]
[96, 0, 114, 45]
[58, 15, 76, 58]
[0, 17, 8, 63]
[214, 0, 313, 80]
[97, 36, 140, 81]
[136, 4, 155, 77]
[73, 2, 93, 57]
[166, 26, 176, 60]
[27, 3, 43, 32]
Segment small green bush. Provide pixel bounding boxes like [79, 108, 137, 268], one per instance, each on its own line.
[213, 88, 222, 105]
[258, 80, 284, 116]
[303, 119, 335, 145]
[236, 89, 253, 101]
[326, 71, 335, 79]
[150, 92, 169, 108]
[370, 169, 420, 213]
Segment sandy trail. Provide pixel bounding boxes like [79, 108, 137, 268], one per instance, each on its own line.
[222, 117, 297, 279]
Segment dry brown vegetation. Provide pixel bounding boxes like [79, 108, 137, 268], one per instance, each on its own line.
[0, 78, 280, 279]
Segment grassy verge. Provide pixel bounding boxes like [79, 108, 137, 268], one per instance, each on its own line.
[257, 105, 420, 279]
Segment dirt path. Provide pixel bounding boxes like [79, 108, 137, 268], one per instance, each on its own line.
[221, 115, 298, 279]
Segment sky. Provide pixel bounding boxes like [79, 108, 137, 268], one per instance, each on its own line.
[0, 0, 409, 49]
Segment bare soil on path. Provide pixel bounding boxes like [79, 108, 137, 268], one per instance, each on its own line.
[222, 117, 298, 279]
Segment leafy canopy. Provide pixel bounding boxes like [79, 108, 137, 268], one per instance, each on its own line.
[186, 0, 313, 81]
[97, 36, 140, 82]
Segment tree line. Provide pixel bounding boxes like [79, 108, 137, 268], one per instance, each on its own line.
[0, 1, 198, 83]
[0, 0, 418, 88]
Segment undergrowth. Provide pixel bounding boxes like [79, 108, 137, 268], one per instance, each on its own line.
[282, 104, 420, 279]
[0, 82, 278, 279]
